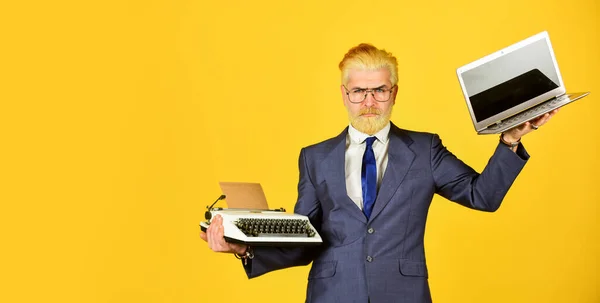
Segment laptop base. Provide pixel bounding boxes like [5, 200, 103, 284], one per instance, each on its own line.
[478, 91, 590, 134]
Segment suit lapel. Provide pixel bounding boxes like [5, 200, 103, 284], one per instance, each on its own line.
[369, 123, 415, 222]
[322, 127, 368, 224]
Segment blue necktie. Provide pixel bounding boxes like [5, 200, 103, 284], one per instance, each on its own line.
[362, 137, 377, 219]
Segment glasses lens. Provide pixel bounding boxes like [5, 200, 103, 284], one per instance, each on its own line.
[373, 89, 391, 102]
[348, 91, 365, 103]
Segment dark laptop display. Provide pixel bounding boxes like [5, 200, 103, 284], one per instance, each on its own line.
[470, 68, 559, 122]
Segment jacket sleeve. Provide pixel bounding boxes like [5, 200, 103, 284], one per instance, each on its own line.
[430, 134, 529, 212]
[243, 148, 323, 278]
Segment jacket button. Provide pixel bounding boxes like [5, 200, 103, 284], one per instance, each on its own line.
[367, 227, 374, 234]
[366, 256, 373, 262]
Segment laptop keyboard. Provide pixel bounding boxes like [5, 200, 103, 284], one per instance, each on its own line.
[487, 95, 568, 131]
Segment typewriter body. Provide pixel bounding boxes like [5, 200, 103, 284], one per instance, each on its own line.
[200, 208, 322, 246]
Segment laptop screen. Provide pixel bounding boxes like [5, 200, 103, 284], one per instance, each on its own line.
[461, 38, 561, 122]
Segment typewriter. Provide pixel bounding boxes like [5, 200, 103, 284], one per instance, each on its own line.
[200, 208, 322, 246]
[200, 182, 322, 246]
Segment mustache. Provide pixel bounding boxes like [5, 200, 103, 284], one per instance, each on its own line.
[358, 108, 382, 116]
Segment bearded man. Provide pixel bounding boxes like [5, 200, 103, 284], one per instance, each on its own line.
[201, 43, 557, 303]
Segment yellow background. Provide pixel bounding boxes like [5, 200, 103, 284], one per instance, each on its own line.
[1, 0, 598, 302]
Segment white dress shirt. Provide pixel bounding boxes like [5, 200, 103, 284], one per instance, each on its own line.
[345, 122, 391, 210]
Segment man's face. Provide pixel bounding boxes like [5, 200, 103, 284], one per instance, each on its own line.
[341, 68, 397, 135]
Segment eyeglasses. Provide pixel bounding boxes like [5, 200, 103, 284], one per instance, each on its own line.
[343, 85, 396, 104]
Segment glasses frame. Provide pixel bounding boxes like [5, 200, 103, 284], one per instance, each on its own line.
[343, 85, 397, 104]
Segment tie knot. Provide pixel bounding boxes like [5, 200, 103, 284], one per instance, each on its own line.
[364, 136, 377, 148]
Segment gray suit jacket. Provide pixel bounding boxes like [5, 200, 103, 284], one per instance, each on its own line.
[244, 123, 529, 303]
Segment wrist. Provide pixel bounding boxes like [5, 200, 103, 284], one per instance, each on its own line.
[500, 133, 521, 148]
[235, 245, 248, 255]
[502, 133, 520, 143]
[234, 246, 254, 265]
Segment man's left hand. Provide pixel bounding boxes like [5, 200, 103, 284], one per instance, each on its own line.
[503, 109, 559, 142]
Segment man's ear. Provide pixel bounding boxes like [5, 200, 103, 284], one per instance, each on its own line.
[391, 86, 398, 105]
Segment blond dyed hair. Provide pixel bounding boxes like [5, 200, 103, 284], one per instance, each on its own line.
[338, 43, 398, 86]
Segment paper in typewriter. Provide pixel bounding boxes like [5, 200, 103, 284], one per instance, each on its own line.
[218, 182, 269, 210]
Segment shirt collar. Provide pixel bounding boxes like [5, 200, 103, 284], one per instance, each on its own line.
[348, 122, 391, 144]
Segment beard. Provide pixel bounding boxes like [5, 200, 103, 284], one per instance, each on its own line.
[348, 106, 392, 135]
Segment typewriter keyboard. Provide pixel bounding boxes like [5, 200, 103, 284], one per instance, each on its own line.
[234, 218, 316, 237]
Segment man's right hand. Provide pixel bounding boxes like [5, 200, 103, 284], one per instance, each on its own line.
[200, 215, 248, 255]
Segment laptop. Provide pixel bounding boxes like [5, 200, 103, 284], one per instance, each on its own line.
[456, 31, 590, 134]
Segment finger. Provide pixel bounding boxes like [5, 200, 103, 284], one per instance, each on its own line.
[522, 121, 533, 134]
[528, 113, 548, 129]
[217, 224, 227, 251]
[211, 225, 224, 251]
[531, 113, 547, 124]
[546, 109, 559, 120]
[206, 224, 214, 250]
[207, 218, 218, 250]
[519, 121, 532, 136]
[211, 216, 227, 252]
[536, 113, 552, 127]
[200, 231, 208, 242]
